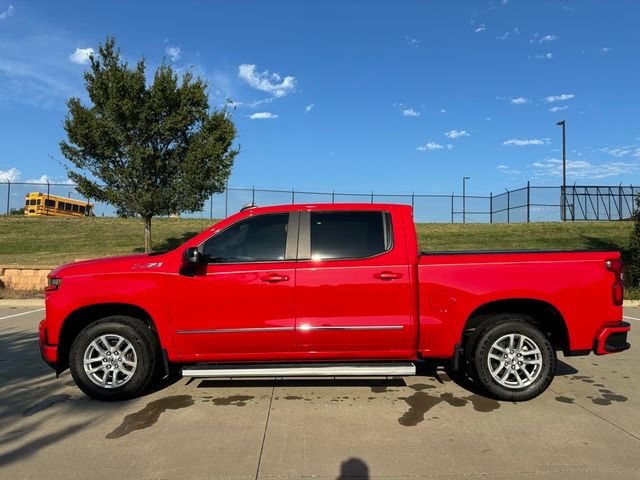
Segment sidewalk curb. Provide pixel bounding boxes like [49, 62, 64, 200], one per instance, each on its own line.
[623, 300, 640, 307]
[0, 299, 45, 308]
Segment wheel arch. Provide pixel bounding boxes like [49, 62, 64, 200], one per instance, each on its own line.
[57, 302, 160, 374]
[462, 298, 570, 354]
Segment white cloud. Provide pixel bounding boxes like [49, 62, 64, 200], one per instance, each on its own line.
[510, 97, 529, 105]
[402, 108, 420, 117]
[549, 105, 568, 112]
[532, 158, 640, 179]
[165, 45, 181, 62]
[238, 64, 296, 98]
[304, 103, 314, 114]
[497, 164, 522, 176]
[0, 167, 20, 182]
[475, 24, 486, 33]
[544, 93, 574, 102]
[0, 167, 74, 184]
[601, 146, 640, 158]
[416, 142, 444, 151]
[248, 112, 278, 120]
[0, 4, 14, 20]
[69, 47, 94, 65]
[440, 109, 447, 113]
[539, 34, 558, 43]
[445, 129, 470, 139]
[503, 138, 549, 146]
[447, 144, 454, 150]
[601, 47, 612, 53]
[530, 53, 553, 60]
[497, 32, 510, 41]
[405, 36, 420, 48]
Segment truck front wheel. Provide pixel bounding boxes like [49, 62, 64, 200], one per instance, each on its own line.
[468, 317, 556, 401]
[69, 316, 159, 401]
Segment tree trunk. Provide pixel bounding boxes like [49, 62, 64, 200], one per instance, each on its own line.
[144, 216, 152, 253]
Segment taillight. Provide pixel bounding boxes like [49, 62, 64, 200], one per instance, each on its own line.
[605, 259, 623, 306]
[45, 277, 62, 293]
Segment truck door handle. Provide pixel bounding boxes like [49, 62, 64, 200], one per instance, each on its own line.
[260, 273, 290, 283]
[373, 271, 403, 280]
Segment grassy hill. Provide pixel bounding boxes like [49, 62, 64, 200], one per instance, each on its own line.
[0, 215, 633, 266]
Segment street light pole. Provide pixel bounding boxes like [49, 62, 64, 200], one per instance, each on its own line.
[462, 176, 470, 224]
[557, 120, 567, 221]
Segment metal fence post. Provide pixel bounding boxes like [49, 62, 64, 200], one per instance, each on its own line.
[224, 181, 229, 218]
[370, 190, 374, 204]
[209, 195, 213, 219]
[489, 192, 493, 224]
[411, 192, 415, 210]
[46, 180, 51, 216]
[451, 193, 454, 223]
[291, 188, 295, 204]
[506, 190, 510, 223]
[526, 181, 530, 223]
[619, 184, 623, 220]
[252, 186, 255, 205]
[332, 189, 335, 203]
[5, 180, 10, 215]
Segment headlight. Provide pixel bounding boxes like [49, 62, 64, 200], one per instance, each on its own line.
[46, 277, 62, 292]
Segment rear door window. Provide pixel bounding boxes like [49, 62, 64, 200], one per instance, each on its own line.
[310, 211, 392, 260]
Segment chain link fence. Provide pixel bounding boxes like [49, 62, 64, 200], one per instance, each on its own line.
[1, 181, 638, 223]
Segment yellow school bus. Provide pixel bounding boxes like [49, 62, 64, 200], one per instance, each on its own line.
[24, 192, 94, 217]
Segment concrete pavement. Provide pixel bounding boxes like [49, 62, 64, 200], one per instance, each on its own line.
[0, 304, 638, 479]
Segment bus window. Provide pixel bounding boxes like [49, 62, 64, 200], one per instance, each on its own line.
[79, 205, 86, 214]
[57, 202, 64, 210]
[29, 199, 37, 205]
[72, 204, 79, 212]
[37, 199, 41, 205]
[65, 203, 72, 211]
[45, 199, 55, 207]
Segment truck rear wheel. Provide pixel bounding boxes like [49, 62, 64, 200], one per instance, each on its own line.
[468, 316, 556, 401]
[69, 316, 159, 401]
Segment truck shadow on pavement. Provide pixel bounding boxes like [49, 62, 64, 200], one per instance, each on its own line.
[0, 329, 98, 468]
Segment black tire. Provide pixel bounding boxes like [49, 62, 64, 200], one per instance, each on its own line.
[467, 315, 556, 401]
[69, 316, 159, 401]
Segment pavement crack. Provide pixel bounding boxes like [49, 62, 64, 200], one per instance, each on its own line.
[255, 383, 275, 479]
[549, 387, 640, 442]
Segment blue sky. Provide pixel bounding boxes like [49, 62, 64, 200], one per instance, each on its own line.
[1, 0, 639, 198]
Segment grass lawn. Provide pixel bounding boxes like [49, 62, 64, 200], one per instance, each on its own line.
[0, 215, 634, 266]
[0, 215, 637, 299]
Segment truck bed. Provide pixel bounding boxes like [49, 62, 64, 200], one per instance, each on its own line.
[416, 249, 622, 358]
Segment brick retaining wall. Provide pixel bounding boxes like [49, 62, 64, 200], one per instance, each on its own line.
[0, 267, 52, 291]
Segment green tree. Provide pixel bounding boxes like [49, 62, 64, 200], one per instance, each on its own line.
[60, 37, 238, 252]
[629, 196, 640, 287]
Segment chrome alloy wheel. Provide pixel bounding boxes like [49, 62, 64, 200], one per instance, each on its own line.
[83, 334, 137, 389]
[487, 333, 543, 389]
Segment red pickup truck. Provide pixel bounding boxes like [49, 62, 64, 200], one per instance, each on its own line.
[39, 203, 630, 402]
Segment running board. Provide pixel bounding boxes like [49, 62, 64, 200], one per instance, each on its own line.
[181, 362, 416, 378]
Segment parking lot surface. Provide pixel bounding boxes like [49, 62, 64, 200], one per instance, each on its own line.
[0, 302, 638, 479]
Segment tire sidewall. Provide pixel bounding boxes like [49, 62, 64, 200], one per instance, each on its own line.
[69, 316, 157, 401]
[472, 319, 556, 401]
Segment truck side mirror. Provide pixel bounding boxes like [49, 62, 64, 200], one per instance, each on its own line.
[184, 247, 205, 266]
[180, 247, 205, 277]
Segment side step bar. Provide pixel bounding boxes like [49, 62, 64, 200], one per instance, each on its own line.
[181, 362, 416, 378]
